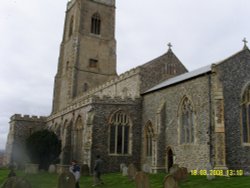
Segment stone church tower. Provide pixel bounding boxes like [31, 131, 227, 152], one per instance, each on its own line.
[52, 0, 117, 113]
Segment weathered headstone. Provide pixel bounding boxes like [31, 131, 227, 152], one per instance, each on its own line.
[135, 171, 150, 188]
[163, 175, 178, 188]
[142, 163, 150, 173]
[48, 164, 56, 173]
[57, 171, 75, 188]
[169, 164, 181, 181]
[25, 163, 39, 174]
[1, 177, 32, 188]
[120, 163, 126, 172]
[81, 164, 89, 176]
[128, 163, 137, 180]
[170, 165, 189, 182]
[122, 166, 128, 176]
[180, 167, 188, 181]
[206, 163, 215, 180]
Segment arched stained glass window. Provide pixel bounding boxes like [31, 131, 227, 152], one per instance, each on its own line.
[109, 111, 131, 155]
[180, 97, 195, 144]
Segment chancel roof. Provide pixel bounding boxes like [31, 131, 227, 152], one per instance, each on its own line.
[144, 46, 250, 94]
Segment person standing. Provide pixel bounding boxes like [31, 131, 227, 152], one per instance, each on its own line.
[69, 160, 81, 188]
[92, 155, 104, 186]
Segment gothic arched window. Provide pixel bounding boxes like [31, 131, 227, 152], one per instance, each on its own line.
[179, 97, 195, 144]
[241, 84, 250, 143]
[145, 122, 154, 157]
[109, 111, 131, 155]
[69, 16, 74, 37]
[91, 13, 101, 35]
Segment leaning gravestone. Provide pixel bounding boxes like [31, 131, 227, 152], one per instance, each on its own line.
[122, 166, 128, 176]
[57, 171, 75, 188]
[81, 164, 90, 176]
[1, 177, 32, 188]
[163, 175, 178, 188]
[48, 164, 56, 173]
[128, 163, 137, 180]
[135, 171, 150, 188]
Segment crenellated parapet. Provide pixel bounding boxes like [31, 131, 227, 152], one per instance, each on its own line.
[10, 114, 47, 122]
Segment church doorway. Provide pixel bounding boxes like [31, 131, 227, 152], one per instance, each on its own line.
[166, 148, 174, 172]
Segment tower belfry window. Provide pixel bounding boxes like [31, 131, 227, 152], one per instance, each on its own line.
[91, 13, 101, 35]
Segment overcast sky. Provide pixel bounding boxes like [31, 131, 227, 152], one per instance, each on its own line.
[0, 0, 250, 150]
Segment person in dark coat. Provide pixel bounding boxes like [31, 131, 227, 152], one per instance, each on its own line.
[92, 155, 104, 186]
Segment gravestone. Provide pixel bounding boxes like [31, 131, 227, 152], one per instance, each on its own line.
[180, 167, 188, 181]
[81, 164, 90, 176]
[142, 163, 150, 173]
[135, 171, 150, 188]
[57, 171, 75, 188]
[169, 165, 181, 181]
[122, 166, 128, 176]
[25, 163, 39, 174]
[128, 163, 137, 180]
[170, 165, 189, 182]
[206, 163, 215, 180]
[48, 164, 56, 173]
[163, 175, 178, 188]
[1, 177, 32, 188]
[120, 163, 126, 172]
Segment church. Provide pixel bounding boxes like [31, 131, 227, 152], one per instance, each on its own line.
[5, 0, 250, 174]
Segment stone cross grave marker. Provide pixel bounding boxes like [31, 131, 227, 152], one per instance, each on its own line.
[57, 171, 75, 188]
[163, 174, 178, 188]
[128, 163, 137, 180]
[135, 171, 150, 188]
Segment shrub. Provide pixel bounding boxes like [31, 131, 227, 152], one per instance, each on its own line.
[26, 130, 61, 170]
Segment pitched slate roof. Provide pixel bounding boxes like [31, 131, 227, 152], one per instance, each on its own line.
[144, 46, 250, 94]
[144, 64, 212, 94]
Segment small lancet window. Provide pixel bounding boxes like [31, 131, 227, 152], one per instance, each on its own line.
[241, 84, 250, 143]
[91, 13, 101, 35]
[69, 16, 74, 37]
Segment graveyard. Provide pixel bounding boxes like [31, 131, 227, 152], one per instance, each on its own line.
[1, 167, 250, 188]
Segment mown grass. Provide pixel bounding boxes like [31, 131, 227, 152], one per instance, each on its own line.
[0, 168, 250, 188]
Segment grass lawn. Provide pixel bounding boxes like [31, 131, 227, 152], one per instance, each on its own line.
[0, 168, 250, 188]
